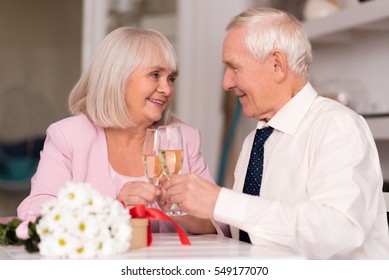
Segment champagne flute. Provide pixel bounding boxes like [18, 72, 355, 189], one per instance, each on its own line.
[142, 128, 162, 207]
[157, 124, 187, 216]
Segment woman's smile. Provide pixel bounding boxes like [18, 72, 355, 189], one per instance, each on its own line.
[147, 97, 165, 106]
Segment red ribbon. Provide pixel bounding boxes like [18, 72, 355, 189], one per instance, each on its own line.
[121, 203, 191, 246]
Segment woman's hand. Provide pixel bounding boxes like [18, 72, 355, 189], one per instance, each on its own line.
[155, 174, 171, 211]
[117, 181, 161, 207]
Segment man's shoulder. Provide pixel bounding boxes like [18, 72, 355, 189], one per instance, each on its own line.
[310, 96, 364, 130]
[312, 96, 360, 118]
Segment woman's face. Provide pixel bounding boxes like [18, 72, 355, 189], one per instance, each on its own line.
[125, 63, 177, 127]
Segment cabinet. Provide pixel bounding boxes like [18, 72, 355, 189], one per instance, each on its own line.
[302, 0, 389, 140]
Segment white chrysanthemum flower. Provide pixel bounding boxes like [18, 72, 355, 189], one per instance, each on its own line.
[98, 237, 116, 256]
[39, 231, 77, 258]
[36, 181, 132, 258]
[75, 242, 97, 258]
[57, 182, 93, 210]
[73, 213, 100, 238]
[40, 199, 57, 216]
[84, 192, 106, 214]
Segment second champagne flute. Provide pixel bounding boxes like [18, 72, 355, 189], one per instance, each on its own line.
[158, 124, 187, 216]
[142, 128, 162, 207]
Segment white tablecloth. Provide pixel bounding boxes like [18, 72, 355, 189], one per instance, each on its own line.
[0, 233, 303, 260]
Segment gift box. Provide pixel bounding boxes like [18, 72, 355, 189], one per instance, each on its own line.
[128, 205, 191, 247]
[130, 218, 148, 249]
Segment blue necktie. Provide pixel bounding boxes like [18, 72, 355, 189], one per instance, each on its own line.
[239, 126, 273, 243]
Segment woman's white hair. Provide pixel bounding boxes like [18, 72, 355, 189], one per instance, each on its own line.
[69, 27, 178, 128]
[227, 7, 312, 78]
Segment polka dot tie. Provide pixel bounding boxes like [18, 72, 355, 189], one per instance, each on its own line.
[239, 126, 273, 243]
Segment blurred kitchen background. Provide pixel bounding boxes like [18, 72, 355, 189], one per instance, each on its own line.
[1, 0, 388, 216]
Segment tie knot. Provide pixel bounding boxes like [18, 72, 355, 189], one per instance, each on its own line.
[254, 126, 273, 145]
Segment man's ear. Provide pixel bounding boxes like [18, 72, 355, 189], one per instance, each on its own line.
[270, 49, 287, 82]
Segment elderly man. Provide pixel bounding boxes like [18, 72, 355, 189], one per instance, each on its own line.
[162, 7, 389, 259]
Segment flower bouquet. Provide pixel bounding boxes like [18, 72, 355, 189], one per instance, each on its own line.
[0, 182, 132, 258]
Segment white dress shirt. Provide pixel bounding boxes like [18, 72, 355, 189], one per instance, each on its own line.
[214, 82, 389, 259]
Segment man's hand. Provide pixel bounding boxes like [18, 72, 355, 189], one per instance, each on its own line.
[160, 173, 221, 219]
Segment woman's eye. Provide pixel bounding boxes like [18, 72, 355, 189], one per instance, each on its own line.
[150, 72, 160, 79]
[168, 75, 176, 84]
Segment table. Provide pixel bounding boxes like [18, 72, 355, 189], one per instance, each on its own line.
[0, 233, 303, 260]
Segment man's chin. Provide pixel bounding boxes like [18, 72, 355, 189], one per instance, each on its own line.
[241, 108, 253, 119]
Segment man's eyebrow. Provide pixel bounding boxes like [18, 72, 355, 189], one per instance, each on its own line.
[223, 61, 238, 68]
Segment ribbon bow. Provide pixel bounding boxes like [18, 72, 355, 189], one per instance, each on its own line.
[123, 203, 191, 246]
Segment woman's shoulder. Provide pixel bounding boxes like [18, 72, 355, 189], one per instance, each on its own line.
[48, 114, 100, 138]
[175, 122, 201, 143]
[178, 122, 198, 133]
[174, 122, 202, 152]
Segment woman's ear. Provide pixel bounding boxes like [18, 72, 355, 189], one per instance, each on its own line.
[271, 49, 287, 82]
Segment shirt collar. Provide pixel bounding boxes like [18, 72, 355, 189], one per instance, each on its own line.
[257, 82, 318, 135]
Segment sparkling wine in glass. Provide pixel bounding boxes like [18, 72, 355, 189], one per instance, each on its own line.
[158, 124, 187, 216]
[142, 128, 162, 207]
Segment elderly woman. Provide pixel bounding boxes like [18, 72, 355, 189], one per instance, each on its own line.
[17, 27, 217, 234]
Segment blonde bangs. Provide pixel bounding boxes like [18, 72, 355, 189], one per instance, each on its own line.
[135, 34, 178, 74]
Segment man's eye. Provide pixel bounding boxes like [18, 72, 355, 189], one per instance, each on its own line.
[227, 64, 239, 73]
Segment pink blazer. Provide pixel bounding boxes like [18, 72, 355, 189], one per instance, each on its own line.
[17, 114, 215, 220]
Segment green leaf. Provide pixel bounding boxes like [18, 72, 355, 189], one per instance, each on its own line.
[0, 218, 23, 245]
[24, 238, 40, 253]
[25, 219, 41, 252]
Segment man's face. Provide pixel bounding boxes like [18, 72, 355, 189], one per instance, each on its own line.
[222, 27, 277, 121]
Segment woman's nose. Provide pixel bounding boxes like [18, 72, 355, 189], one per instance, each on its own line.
[157, 80, 173, 96]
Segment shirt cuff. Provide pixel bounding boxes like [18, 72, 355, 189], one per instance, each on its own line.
[213, 187, 252, 229]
